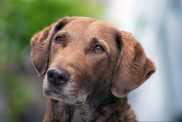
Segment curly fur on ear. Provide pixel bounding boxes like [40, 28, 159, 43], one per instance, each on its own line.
[111, 31, 156, 98]
[31, 17, 75, 76]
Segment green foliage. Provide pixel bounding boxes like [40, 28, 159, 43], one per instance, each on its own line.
[0, 0, 102, 68]
[1, 74, 34, 120]
[0, 0, 102, 120]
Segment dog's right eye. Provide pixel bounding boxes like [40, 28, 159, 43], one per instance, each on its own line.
[93, 45, 105, 54]
[54, 35, 65, 43]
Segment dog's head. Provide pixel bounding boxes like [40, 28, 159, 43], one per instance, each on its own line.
[31, 16, 155, 104]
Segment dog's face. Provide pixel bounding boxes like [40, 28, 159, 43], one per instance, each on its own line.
[31, 16, 155, 105]
[43, 18, 120, 104]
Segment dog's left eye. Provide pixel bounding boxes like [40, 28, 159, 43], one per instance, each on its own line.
[93, 45, 105, 54]
[54, 35, 65, 43]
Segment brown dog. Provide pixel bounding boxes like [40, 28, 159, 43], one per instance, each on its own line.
[31, 16, 155, 122]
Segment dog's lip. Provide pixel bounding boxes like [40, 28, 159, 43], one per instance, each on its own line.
[43, 87, 68, 98]
[44, 88, 59, 95]
[43, 86, 87, 105]
[44, 88, 53, 96]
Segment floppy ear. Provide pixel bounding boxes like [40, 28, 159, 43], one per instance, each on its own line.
[31, 16, 75, 76]
[111, 31, 156, 98]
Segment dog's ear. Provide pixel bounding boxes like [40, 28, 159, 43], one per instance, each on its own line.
[31, 17, 75, 76]
[111, 31, 156, 98]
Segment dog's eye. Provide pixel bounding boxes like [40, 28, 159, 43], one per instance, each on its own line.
[93, 45, 105, 54]
[54, 35, 65, 43]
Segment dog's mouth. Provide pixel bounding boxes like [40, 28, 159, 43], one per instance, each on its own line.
[43, 87, 68, 100]
[43, 81, 88, 105]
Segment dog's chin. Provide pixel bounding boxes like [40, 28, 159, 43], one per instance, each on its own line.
[43, 87, 87, 105]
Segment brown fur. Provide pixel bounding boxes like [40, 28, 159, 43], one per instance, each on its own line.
[31, 16, 155, 122]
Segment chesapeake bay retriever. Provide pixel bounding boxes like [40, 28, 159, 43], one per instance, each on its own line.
[31, 16, 155, 122]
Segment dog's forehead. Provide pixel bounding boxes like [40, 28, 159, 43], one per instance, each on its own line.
[62, 18, 95, 35]
[86, 21, 117, 40]
[62, 18, 118, 40]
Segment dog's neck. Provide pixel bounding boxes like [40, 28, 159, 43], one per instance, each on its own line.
[44, 91, 135, 122]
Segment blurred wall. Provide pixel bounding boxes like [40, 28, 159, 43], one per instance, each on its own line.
[105, 0, 182, 121]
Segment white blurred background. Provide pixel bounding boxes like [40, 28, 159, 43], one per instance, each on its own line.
[104, 0, 182, 121]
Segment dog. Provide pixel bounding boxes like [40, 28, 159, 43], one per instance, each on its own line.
[31, 16, 155, 122]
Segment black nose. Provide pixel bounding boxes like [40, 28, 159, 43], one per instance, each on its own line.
[47, 67, 70, 86]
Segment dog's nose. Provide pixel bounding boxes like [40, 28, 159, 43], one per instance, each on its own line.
[47, 67, 70, 86]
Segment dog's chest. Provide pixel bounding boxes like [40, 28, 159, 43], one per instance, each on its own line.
[54, 102, 95, 122]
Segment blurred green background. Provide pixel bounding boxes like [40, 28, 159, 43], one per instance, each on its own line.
[0, 0, 102, 121]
